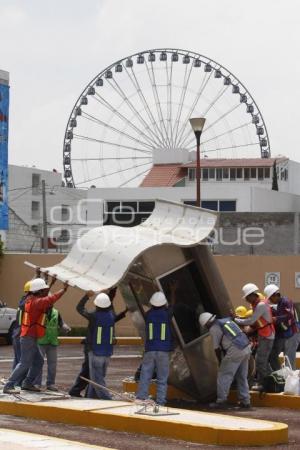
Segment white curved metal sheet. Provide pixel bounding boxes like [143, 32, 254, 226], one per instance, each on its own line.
[35, 199, 217, 292]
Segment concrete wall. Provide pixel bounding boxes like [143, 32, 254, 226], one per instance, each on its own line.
[215, 212, 300, 255]
[1, 253, 300, 335]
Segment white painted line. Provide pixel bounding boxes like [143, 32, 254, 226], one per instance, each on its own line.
[0, 427, 114, 449]
[0, 355, 141, 363]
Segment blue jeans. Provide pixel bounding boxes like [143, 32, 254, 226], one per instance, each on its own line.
[87, 351, 111, 400]
[4, 336, 44, 389]
[34, 344, 58, 387]
[12, 335, 21, 370]
[136, 351, 170, 405]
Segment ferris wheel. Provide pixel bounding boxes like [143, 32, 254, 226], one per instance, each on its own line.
[63, 48, 270, 188]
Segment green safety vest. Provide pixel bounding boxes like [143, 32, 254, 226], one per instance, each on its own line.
[38, 308, 59, 346]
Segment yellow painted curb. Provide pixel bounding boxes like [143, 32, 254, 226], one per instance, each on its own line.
[0, 399, 288, 447]
[229, 390, 300, 410]
[58, 336, 142, 345]
[279, 355, 300, 369]
[123, 379, 194, 402]
[125, 380, 300, 410]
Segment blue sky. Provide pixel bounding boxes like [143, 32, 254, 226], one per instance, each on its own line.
[1, 0, 300, 172]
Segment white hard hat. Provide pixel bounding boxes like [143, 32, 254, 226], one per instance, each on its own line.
[242, 283, 259, 299]
[150, 292, 167, 307]
[199, 312, 216, 328]
[94, 293, 111, 308]
[264, 284, 279, 300]
[30, 278, 49, 293]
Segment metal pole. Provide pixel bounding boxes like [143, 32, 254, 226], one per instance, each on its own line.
[195, 131, 201, 207]
[42, 179, 48, 253]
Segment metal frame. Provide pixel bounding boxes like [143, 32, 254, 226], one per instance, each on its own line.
[63, 48, 271, 188]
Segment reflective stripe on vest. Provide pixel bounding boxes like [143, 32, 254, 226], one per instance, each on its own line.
[224, 323, 237, 337]
[149, 323, 153, 340]
[161, 323, 166, 340]
[97, 327, 102, 344]
[148, 322, 166, 341]
[96, 326, 113, 344]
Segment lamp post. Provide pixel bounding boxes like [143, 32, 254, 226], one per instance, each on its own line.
[42, 179, 48, 253]
[189, 117, 206, 207]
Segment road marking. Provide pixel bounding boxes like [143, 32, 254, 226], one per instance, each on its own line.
[0, 355, 141, 363]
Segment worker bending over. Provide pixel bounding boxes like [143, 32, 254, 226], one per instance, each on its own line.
[199, 312, 251, 409]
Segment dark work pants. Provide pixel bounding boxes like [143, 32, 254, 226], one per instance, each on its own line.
[69, 344, 89, 396]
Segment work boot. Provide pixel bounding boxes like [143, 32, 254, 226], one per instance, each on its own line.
[236, 402, 252, 410]
[47, 385, 59, 392]
[68, 390, 82, 398]
[3, 386, 21, 394]
[208, 401, 232, 410]
[21, 383, 41, 392]
[250, 384, 263, 392]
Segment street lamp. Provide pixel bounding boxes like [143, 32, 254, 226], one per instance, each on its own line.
[189, 117, 206, 207]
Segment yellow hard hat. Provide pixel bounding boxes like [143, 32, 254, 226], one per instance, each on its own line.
[24, 281, 31, 293]
[244, 309, 253, 318]
[258, 292, 265, 300]
[235, 306, 248, 318]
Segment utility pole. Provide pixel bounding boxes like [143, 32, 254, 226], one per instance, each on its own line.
[42, 179, 48, 253]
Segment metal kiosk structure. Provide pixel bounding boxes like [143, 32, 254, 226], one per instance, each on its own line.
[26, 199, 232, 401]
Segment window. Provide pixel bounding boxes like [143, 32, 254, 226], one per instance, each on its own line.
[244, 168, 250, 180]
[31, 201, 40, 220]
[61, 205, 70, 222]
[208, 168, 215, 179]
[188, 168, 196, 181]
[122, 201, 137, 212]
[230, 168, 236, 180]
[139, 201, 155, 212]
[223, 168, 229, 179]
[31, 225, 39, 234]
[32, 174, 40, 195]
[202, 168, 208, 181]
[250, 168, 257, 178]
[219, 200, 236, 211]
[201, 201, 218, 211]
[236, 168, 243, 179]
[216, 168, 222, 181]
[258, 168, 264, 180]
[184, 201, 196, 206]
[264, 167, 270, 178]
[105, 201, 120, 212]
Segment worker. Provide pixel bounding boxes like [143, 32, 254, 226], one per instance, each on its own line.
[34, 306, 71, 391]
[136, 291, 173, 406]
[11, 280, 32, 369]
[199, 312, 251, 409]
[3, 277, 69, 394]
[234, 283, 275, 391]
[76, 291, 116, 399]
[69, 287, 127, 398]
[264, 284, 300, 370]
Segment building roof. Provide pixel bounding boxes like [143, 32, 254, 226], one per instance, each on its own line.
[140, 164, 186, 187]
[183, 157, 288, 168]
[140, 157, 288, 187]
[27, 199, 217, 292]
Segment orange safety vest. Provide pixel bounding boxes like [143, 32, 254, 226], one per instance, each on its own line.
[253, 300, 275, 338]
[21, 297, 47, 338]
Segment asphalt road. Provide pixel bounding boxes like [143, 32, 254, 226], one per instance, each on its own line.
[0, 344, 299, 450]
